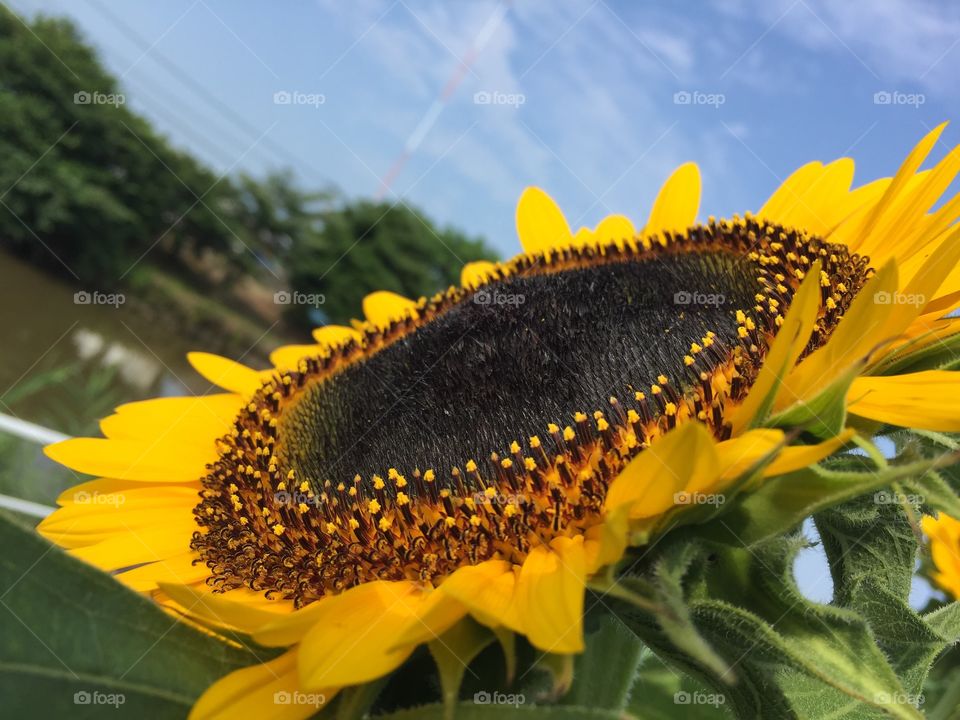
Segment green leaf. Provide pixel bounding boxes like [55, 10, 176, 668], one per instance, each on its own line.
[369, 703, 628, 719]
[697, 455, 952, 547]
[924, 602, 960, 641]
[905, 471, 960, 518]
[815, 485, 960, 696]
[646, 542, 732, 679]
[530, 653, 574, 700]
[607, 536, 924, 719]
[334, 678, 390, 720]
[894, 429, 960, 499]
[560, 613, 644, 711]
[815, 493, 917, 604]
[0, 511, 268, 718]
[872, 331, 960, 375]
[626, 650, 731, 719]
[767, 361, 860, 439]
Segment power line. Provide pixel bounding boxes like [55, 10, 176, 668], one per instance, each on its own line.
[93, 40, 261, 168]
[83, 0, 329, 187]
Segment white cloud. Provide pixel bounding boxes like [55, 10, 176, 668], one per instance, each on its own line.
[716, 0, 960, 92]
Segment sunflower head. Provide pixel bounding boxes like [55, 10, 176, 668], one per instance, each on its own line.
[190, 205, 871, 607]
[37, 124, 960, 718]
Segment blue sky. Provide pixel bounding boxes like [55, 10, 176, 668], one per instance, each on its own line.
[12, 0, 960, 258]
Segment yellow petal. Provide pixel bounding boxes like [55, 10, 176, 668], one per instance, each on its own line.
[515, 187, 573, 253]
[924, 513, 960, 547]
[159, 582, 290, 633]
[758, 161, 824, 222]
[605, 422, 720, 518]
[821, 175, 895, 247]
[800, 158, 856, 234]
[100, 394, 242, 443]
[592, 214, 636, 245]
[311, 325, 362, 348]
[571, 226, 593, 247]
[584, 507, 628, 574]
[252, 580, 451, 648]
[460, 260, 498, 288]
[714, 428, 786, 483]
[781, 260, 899, 408]
[52, 480, 198, 509]
[190, 648, 333, 720]
[904, 188, 960, 268]
[67, 521, 196, 570]
[760, 159, 856, 236]
[116, 552, 209, 592]
[269, 344, 322, 371]
[297, 582, 460, 687]
[362, 290, 418, 326]
[435, 560, 522, 633]
[730, 264, 821, 432]
[835, 225, 960, 378]
[54, 477, 198, 506]
[386, 590, 468, 647]
[645, 162, 700, 238]
[39, 500, 194, 547]
[864, 143, 960, 264]
[763, 430, 855, 476]
[850, 123, 946, 253]
[512, 536, 586, 653]
[44, 436, 214, 482]
[187, 352, 266, 395]
[897, 225, 960, 315]
[848, 371, 960, 431]
[923, 514, 960, 599]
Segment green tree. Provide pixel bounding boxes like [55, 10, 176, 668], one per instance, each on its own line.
[219, 170, 334, 282]
[0, 7, 498, 329]
[0, 8, 242, 284]
[285, 199, 497, 327]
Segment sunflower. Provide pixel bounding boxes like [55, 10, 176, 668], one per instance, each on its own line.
[923, 512, 960, 600]
[39, 123, 960, 718]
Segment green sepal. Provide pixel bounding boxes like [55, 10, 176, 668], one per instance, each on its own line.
[427, 618, 497, 720]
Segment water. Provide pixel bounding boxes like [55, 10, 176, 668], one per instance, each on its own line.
[0, 251, 281, 427]
[0, 250, 280, 509]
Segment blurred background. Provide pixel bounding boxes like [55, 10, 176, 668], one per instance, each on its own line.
[1, 0, 959, 604]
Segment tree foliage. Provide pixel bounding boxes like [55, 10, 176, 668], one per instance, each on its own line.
[0, 6, 496, 326]
[286, 199, 494, 326]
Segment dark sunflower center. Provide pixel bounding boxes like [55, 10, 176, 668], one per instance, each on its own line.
[192, 217, 873, 606]
[281, 251, 758, 489]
